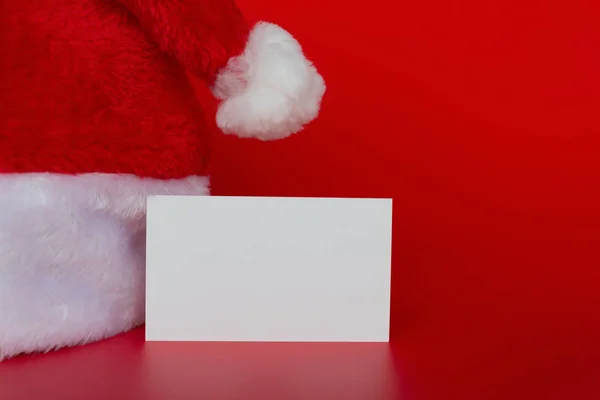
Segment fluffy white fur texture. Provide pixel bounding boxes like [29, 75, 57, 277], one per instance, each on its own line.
[0, 173, 209, 361]
[212, 22, 326, 140]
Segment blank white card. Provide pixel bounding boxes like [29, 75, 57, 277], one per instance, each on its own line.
[145, 196, 393, 342]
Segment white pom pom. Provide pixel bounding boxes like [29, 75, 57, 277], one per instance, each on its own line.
[212, 22, 326, 140]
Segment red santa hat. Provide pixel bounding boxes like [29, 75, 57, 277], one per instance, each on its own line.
[0, 0, 326, 360]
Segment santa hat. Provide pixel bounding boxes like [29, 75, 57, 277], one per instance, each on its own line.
[0, 0, 325, 360]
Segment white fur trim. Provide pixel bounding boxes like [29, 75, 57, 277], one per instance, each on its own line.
[0, 173, 209, 361]
[212, 22, 326, 140]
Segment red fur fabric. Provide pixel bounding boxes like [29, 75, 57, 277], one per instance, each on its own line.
[0, 0, 250, 179]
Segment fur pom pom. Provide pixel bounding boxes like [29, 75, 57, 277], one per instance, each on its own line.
[212, 22, 326, 140]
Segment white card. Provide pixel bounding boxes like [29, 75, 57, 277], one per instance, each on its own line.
[145, 196, 393, 342]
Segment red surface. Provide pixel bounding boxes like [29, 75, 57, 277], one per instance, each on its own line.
[3, 0, 600, 398]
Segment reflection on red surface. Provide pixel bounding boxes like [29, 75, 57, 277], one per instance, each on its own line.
[1, 324, 599, 399]
[0, 330, 400, 400]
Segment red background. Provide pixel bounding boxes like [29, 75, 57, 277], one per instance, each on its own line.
[2, 0, 600, 398]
